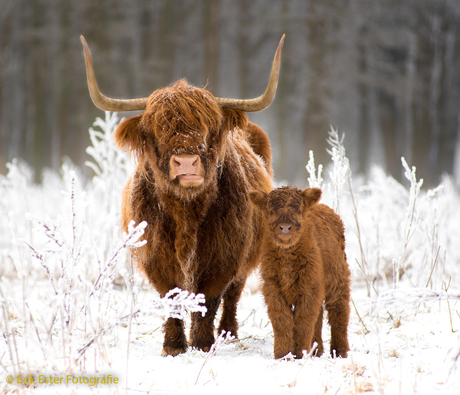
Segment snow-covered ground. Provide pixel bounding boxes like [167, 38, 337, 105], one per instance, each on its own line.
[1, 114, 459, 394]
[99, 280, 460, 395]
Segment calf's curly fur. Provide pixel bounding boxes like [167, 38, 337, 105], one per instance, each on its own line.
[249, 186, 351, 359]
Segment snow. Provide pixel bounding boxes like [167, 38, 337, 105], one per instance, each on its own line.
[1, 113, 459, 394]
[15, 282, 457, 395]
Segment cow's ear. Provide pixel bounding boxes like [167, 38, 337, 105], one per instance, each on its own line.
[249, 190, 268, 210]
[302, 188, 322, 207]
[221, 108, 248, 132]
[114, 115, 145, 157]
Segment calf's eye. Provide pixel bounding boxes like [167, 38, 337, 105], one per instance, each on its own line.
[270, 210, 274, 214]
[298, 210, 301, 214]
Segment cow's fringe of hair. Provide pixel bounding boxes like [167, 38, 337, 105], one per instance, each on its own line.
[142, 79, 224, 142]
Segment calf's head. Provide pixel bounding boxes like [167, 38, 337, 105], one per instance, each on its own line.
[249, 186, 322, 248]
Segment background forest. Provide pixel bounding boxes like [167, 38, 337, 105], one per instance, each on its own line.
[1, 0, 460, 187]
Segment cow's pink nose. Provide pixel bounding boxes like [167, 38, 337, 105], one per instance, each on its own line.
[171, 155, 200, 174]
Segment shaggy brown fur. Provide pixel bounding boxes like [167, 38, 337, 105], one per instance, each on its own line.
[115, 79, 273, 356]
[249, 186, 351, 359]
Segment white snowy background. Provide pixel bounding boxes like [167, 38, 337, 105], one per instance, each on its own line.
[1, 113, 459, 394]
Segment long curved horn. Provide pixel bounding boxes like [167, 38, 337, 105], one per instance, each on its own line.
[215, 34, 285, 112]
[81, 36, 148, 112]
[81, 34, 285, 113]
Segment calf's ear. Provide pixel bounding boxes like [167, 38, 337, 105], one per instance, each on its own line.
[114, 115, 145, 158]
[248, 191, 268, 210]
[302, 188, 322, 207]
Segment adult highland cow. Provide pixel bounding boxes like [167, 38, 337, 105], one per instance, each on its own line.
[81, 35, 284, 356]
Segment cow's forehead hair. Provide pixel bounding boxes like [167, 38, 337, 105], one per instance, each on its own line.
[142, 79, 223, 140]
[268, 187, 303, 210]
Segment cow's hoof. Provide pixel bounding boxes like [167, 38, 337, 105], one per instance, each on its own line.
[161, 345, 187, 357]
[191, 338, 214, 353]
[192, 345, 210, 353]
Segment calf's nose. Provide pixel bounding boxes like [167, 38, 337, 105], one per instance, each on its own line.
[280, 224, 292, 234]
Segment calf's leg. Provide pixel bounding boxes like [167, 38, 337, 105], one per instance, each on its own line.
[263, 278, 295, 359]
[326, 281, 350, 358]
[312, 306, 324, 356]
[293, 293, 323, 359]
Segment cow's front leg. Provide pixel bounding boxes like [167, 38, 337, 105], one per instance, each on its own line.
[162, 317, 187, 356]
[189, 296, 221, 352]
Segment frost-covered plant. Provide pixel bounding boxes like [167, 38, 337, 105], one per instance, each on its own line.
[1, 164, 146, 375]
[77, 287, 207, 358]
[0, 160, 42, 278]
[326, 128, 351, 214]
[151, 288, 207, 320]
[350, 158, 448, 291]
[351, 167, 406, 293]
[324, 128, 373, 295]
[317, 129, 453, 295]
[85, 112, 133, 263]
[398, 157, 424, 278]
[306, 150, 323, 189]
[85, 112, 131, 180]
[0, 114, 207, 388]
[398, 158, 446, 288]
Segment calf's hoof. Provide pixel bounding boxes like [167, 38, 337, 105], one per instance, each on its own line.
[315, 347, 324, 357]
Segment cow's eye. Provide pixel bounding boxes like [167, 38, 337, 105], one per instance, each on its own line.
[298, 210, 301, 214]
[270, 210, 274, 215]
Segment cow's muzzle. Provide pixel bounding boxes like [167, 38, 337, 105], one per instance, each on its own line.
[170, 155, 204, 187]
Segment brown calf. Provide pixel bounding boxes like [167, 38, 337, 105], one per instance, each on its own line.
[249, 186, 351, 359]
